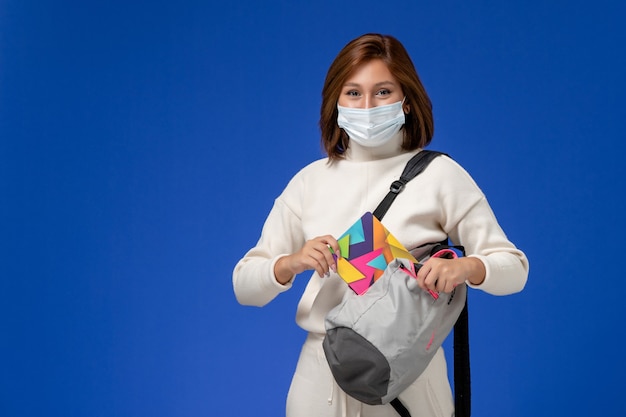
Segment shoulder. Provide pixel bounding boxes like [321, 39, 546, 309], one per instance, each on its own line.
[426, 152, 482, 188]
[277, 157, 331, 198]
[411, 151, 487, 206]
[298, 157, 332, 175]
[285, 157, 332, 184]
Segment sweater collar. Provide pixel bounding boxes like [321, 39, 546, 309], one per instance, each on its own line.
[343, 130, 405, 162]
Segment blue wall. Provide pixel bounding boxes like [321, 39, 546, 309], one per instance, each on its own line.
[2, 1, 625, 416]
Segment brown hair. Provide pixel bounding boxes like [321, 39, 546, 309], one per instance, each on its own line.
[320, 33, 434, 160]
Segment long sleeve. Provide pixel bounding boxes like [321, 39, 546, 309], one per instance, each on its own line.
[232, 180, 306, 307]
[432, 157, 529, 295]
[449, 196, 529, 294]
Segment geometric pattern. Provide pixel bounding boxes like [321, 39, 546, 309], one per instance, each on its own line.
[333, 212, 418, 295]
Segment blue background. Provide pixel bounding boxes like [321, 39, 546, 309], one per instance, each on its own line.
[2, 1, 625, 416]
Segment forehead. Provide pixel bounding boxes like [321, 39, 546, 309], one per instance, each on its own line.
[344, 59, 397, 86]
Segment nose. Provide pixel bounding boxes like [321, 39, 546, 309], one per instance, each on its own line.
[363, 96, 373, 109]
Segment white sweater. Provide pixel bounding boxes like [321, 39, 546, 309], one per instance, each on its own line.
[233, 133, 529, 334]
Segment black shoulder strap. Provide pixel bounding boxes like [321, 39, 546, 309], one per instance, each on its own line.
[374, 150, 471, 417]
[372, 150, 446, 221]
[390, 398, 411, 417]
[454, 298, 471, 417]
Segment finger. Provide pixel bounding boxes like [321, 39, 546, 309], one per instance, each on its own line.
[415, 264, 429, 290]
[302, 250, 325, 278]
[424, 271, 439, 292]
[314, 236, 339, 272]
[319, 235, 341, 258]
[416, 262, 430, 281]
[308, 255, 327, 278]
[308, 246, 332, 277]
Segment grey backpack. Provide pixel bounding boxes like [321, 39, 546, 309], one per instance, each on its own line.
[322, 151, 471, 417]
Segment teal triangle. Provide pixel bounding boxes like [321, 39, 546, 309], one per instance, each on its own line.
[367, 253, 389, 271]
[343, 219, 365, 244]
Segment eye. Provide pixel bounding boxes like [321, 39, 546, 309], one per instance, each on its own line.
[376, 88, 392, 96]
[345, 90, 360, 97]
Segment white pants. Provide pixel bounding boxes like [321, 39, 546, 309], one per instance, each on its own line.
[286, 333, 454, 417]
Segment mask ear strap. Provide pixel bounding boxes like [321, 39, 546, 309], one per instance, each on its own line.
[402, 96, 410, 114]
[335, 134, 347, 154]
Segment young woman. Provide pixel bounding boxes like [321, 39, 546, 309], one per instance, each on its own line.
[233, 33, 529, 417]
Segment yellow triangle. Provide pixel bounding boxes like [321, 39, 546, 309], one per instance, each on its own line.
[337, 257, 366, 283]
[386, 232, 405, 249]
[389, 245, 418, 263]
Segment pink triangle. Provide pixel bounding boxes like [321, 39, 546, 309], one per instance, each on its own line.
[349, 277, 372, 295]
[348, 248, 384, 290]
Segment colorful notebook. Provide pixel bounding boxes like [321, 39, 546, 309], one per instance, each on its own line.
[332, 212, 418, 295]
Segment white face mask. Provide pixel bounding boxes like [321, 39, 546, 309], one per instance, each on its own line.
[337, 99, 406, 148]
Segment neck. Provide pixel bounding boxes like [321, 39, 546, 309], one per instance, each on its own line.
[343, 130, 405, 162]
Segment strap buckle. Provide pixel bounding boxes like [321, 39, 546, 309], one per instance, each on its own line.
[390, 180, 405, 194]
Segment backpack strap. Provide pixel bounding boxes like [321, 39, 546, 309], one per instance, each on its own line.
[432, 243, 471, 417]
[454, 298, 471, 417]
[372, 150, 471, 417]
[390, 398, 411, 417]
[373, 150, 447, 221]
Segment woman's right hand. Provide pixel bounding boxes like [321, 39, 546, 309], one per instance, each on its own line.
[274, 235, 340, 284]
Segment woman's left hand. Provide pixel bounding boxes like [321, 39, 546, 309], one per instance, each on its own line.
[416, 257, 486, 293]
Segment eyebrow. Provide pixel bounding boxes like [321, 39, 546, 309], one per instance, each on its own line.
[343, 81, 397, 88]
